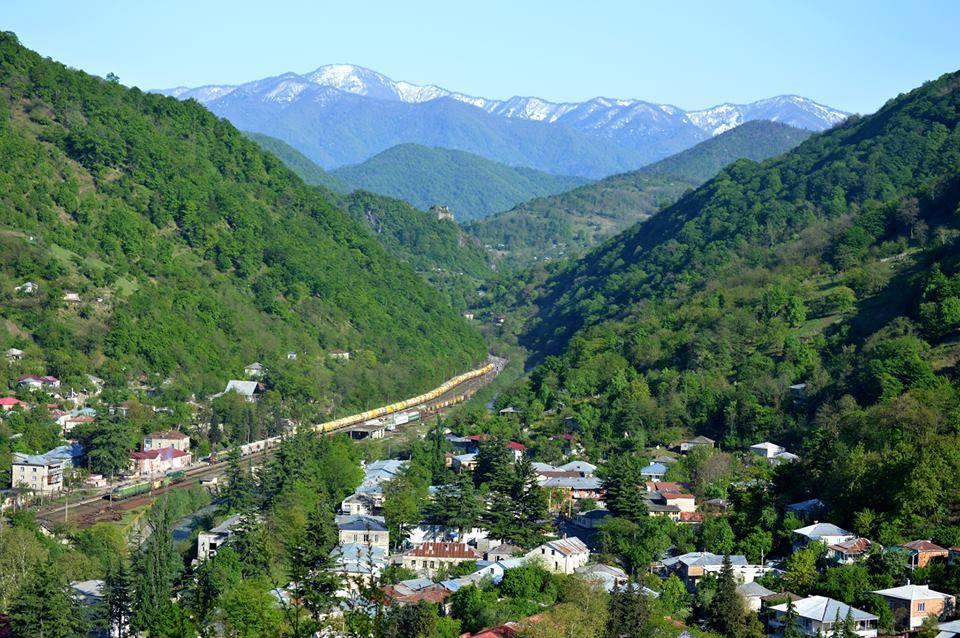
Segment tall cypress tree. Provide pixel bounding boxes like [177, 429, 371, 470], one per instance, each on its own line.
[224, 444, 257, 512]
[510, 455, 550, 548]
[101, 558, 133, 638]
[601, 454, 648, 523]
[295, 496, 341, 622]
[708, 553, 746, 638]
[131, 497, 179, 634]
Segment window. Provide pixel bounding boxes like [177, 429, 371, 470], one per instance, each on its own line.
[918, 602, 926, 612]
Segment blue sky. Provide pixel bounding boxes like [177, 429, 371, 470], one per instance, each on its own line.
[6, 0, 959, 113]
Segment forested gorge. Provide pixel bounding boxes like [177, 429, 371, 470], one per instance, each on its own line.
[0, 32, 484, 405]
[497, 70, 960, 544]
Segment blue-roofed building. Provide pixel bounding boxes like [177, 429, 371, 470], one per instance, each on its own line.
[10, 442, 84, 493]
[640, 462, 669, 480]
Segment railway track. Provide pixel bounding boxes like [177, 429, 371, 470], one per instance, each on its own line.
[35, 357, 505, 528]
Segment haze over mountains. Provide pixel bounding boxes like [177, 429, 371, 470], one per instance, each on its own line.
[157, 64, 849, 178]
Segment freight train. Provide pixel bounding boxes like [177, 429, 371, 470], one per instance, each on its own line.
[217, 361, 496, 461]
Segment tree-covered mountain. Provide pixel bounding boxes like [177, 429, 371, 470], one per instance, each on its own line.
[244, 135, 493, 305]
[493, 70, 960, 542]
[467, 120, 811, 265]
[331, 143, 589, 221]
[0, 32, 485, 407]
[639, 120, 812, 183]
[157, 64, 847, 178]
[244, 131, 348, 192]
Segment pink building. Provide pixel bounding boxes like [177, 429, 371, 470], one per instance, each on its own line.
[130, 447, 191, 476]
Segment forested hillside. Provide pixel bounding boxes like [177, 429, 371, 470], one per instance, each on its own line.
[0, 32, 485, 407]
[640, 120, 811, 183]
[246, 134, 493, 307]
[467, 121, 810, 266]
[500, 70, 960, 543]
[331, 143, 589, 221]
[245, 131, 348, 192]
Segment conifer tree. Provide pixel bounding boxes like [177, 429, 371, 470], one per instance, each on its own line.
[783, 599, 803, 638]
[606, 580, 652, 638]
[224, 444, 257, 512]
[293, 497, 341, 623]
[131, 497, 179, 634]
[601, 454, 648, 523]
[10, 559, 86, 638]
[707, 553, 746, 638]
[101, 558, 134, 638]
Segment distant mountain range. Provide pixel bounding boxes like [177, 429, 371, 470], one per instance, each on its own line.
[330, 144, 589, 221]
[156, 64, 848, 178]
[467, 120, 813, 265]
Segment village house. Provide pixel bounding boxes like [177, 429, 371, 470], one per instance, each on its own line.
[130, 446, 192, 477]
[341, 493, 376, 516]
[750, 441, 800, 464]
[660, 552, 765, 592]
[826, 537, 876, 565]
[541, 475, 603, 509]
[345, 421, 388, 440]
[401, 541, 482, 577]
[382, 578, 452, 611]
[0, 396, 28, 411]
[17, 374, 60, 391]
[576, 563, 629, 592]
[244, 362, 265, 378]
[557, 460, 597, 475]
[792, 522, 856, 549]
[59, 414, 94, 435]
[525, 537, 590, 574]
[329, 349, 351, 360]
[483, 542, 522, 562]
[890, 540, 950, 569]
[15, 281, 38, 294]
[5, 347, 24, 363]
[639, 462, 669, 481]
[505, 441, 527, 461]
[769, 596, 878, 638]
[286, 351, 298, 360]
[336, 514, 390, 550]
[940, 620, 960, 638]
[678, 435, 715, 453]
[453, 452, 478, 473]
[330, 542, 389, 589]
[223, 379, 263, 402]
[738, 581, 776, 612]
[872, 584, 955, 632]
[143, 430, 191, 452]
[196, 514, 243, 562]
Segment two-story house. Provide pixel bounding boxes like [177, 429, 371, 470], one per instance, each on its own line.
[401, 542, 482, 577]
[525, 537, 590, 574]
[871, 584, 955, 632]
[336, 514, 390, 550]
